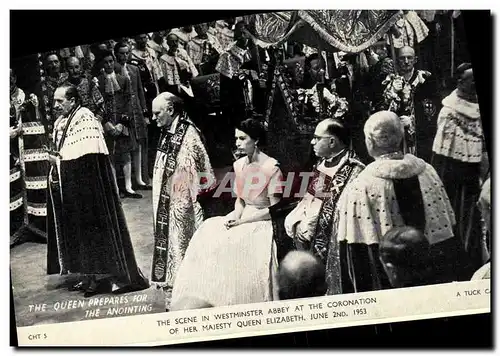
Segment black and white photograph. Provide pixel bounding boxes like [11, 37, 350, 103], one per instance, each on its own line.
[9, 9, 491, 346]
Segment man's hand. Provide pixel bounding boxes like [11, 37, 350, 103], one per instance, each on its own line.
[48, 154, 58, 165]
[114, 123, 124, 136]
[10, 125, 22, 139]
[295, 224, 312, 246]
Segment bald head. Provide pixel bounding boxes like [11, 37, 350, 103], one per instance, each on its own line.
[311, 118, 349, 158]
[315, 119, 333, 133]
[364, 111, 404, 158]
[278, 251, 326, 300]
[166, 33, 179, 52]
[67, 56, 80, 66]
[398, 46, 415, 57]
[152, 92, 184, 128]
[66, 56, 81, 79]
[152, 92, 183, 111]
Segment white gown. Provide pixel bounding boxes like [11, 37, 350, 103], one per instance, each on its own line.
[171, 155, 283, 308]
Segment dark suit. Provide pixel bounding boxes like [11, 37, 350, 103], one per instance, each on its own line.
[97, 72, 136, 156]
[129, 56, 159, 177]
[122, 63, 147, 141]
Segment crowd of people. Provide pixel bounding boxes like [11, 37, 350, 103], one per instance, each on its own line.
[10, 16, 490, 309]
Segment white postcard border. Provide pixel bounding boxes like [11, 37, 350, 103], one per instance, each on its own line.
[16, 279, 491, 347]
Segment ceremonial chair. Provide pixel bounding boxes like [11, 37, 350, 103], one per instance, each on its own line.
[269, 198, 299, 264]
[282, 56, 306, 89]
[190, 72, 221, 116]
[269, 144, 321, 265]
[196, 165, 235, 220]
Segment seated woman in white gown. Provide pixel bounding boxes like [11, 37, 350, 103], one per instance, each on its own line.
[171, 118, 283, 309]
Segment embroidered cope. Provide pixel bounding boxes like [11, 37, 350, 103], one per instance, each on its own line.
[152, 117, 214, 289]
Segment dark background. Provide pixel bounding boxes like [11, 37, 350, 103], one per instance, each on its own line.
[10, 10, 492, 348]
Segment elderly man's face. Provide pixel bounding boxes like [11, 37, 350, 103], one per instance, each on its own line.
[46, 54, 61, 76]
[66, 58, 81, 78]
[152, 100, 174, 128]
[311, 121, 335, 158]
[398, 47, 416, 73]
[116, 45, 130, 65]
[53, 87, 75, 117]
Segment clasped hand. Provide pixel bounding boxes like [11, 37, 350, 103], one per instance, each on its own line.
[224, 219, 241, 230]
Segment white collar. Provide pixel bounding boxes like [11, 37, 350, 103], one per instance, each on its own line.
[167, 115, 180, 134]
[324, 148, 348, 163]
[364, 153, 427, 179]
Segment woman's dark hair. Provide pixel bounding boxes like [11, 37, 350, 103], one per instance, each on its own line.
[100, 49, 114, 60]
[91, 49, 115, 76]
[237, 118, 267, 146]
[93, 49, 114, 67]
[379, 226, 432, 286]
